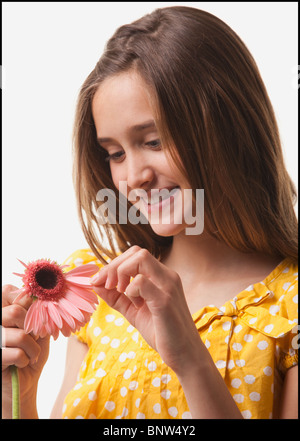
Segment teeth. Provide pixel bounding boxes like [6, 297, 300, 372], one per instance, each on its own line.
[147, 187, 178, 205]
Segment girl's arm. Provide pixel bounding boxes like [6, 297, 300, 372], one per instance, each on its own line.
[277, 366, 298, 419]
[50, 335, 88, 419]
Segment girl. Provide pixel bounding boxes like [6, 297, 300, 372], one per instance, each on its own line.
[2, 6, 298, 419]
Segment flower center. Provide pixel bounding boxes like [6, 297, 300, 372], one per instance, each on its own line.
[35, 268, 58, 290]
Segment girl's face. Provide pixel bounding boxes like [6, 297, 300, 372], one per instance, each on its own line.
[92, 70, 193, 237]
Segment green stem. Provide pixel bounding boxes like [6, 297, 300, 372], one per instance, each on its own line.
[10, 365, 20, 419]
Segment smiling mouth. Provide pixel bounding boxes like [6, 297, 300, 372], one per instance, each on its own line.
[142, 186, 180, 208]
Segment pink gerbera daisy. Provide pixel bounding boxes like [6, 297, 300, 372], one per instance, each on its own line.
[12, 259, 99, 340]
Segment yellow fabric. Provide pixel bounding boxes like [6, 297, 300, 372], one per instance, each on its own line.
[62, 249, 298, 419]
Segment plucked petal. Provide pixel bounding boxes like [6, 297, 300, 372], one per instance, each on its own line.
[63, 276, 93, 287]
[65, 264, 99, 277]
[47, 302, 63, 329]
[12, 273, 25, 278]
[64, 290, 96, 313]
[58, 297, 85, 322]
[67, 283, 98, 304]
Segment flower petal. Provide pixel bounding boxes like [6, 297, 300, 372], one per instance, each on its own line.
[63, 276, 93, 287]
[67, 283, 98, 304]
[12, 273, 25, 278]
[65, 264, 99, 277]
[58, 297, 85, 322]
[24, 303, 37, 334]
[55, 303, 76, 330]
[47, 302, 63, 329]
[12, 289, 29, 303]
[17, 259, 28, 269]
[64, 289, 96, 313]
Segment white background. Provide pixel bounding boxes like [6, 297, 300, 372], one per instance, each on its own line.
[2, 2, 298, 419]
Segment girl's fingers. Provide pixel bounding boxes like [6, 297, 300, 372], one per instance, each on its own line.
[91, 246, 141, 286]
[2, 303, 27, 329]
[92, 247, 172, 294]
[2, 327, 41, 367]
[2, 347, 30, 369]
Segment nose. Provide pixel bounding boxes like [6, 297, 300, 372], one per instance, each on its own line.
[126, 151, 155, 191]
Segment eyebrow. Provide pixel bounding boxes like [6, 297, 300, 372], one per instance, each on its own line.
[97, 120, 156, 144]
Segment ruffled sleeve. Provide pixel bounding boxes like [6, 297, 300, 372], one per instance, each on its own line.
[62, 249, 104, 344]
[276, 276, 298, 375]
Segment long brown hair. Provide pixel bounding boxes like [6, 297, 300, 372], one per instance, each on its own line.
[73, 6, 298, 265]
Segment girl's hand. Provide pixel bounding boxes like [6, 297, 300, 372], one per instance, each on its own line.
[2, 284, 50, 415]
[91, 246, 203, 375]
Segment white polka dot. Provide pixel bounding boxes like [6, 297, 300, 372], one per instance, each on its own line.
[264, 324, 274, 334]
[121, 407, 129, 418]
[257, 340, 268, 350]
[119, 352, 127, 362]
[88, 317, 93, 327]
[205, 339, 211, 348]
[249, 317, 257, 325]
[182, 411, 192, 419]
[161, 374, 171, 384]
[241, 410, 252, 419]
[135, 398, 141, 408]
[132, 331, 139, 342]
[115, 317, 125, 326]
[93, 326, 101, 336]
[73, 398, 81, 407]
[234, 324, 243, 333]
[222, 321, 231, 331]
[136, 412, 145, 419]
[168, 407, 178, 417]
[105, 314, 115, 322]
[231, 378, 242, 389]
[87, 378, 96, 385]
[244, 375, 255, 384]
[111, 338, 120, 348]
[74, 258, 83, 266]
[123, 369, 132, 379]
[74, 382, 82, 390]
[97, 351, 106, 361]
[283, 282, 291, 290]
[127, 325, 134, 333]
[96, 368, 107, 378]
[62, 403, 67, 413]
[129, 381, 138, 390]
[101, 336, 110, 344]
[75, 415, 84, 419]
[153, 403, 161, 414]
[235, 359, 246, 367]
[244, 334, 253, 342]
[105, 401, 115, 411]
[88, 391, 97, 401]
[215, 360, 226, 369]
[127, 351, 136, 359]
[293, 294, 298, 304]
[282, 267, 289, 273]
[232, 343, 243, 352]
[148, 361, 157, 371]
[152, 377, 161, 387]
[263, 366, 273, 376]
[269, 305, 280, 316]
[161, 389, 171, 399]
[120, 387, 127, 397]
[233, 394, 244, 403]
[88, 413, 96, 419]
[288, 285, 295, 292]
[227, 360, 235, 369]
[249, 392, 261, 401]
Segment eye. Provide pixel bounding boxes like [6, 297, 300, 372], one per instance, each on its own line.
[104, 151, 124, 163]
[145, 139, 161, 149]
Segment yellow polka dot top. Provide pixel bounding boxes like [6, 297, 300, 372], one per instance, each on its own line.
[62, 249, 298, 419]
